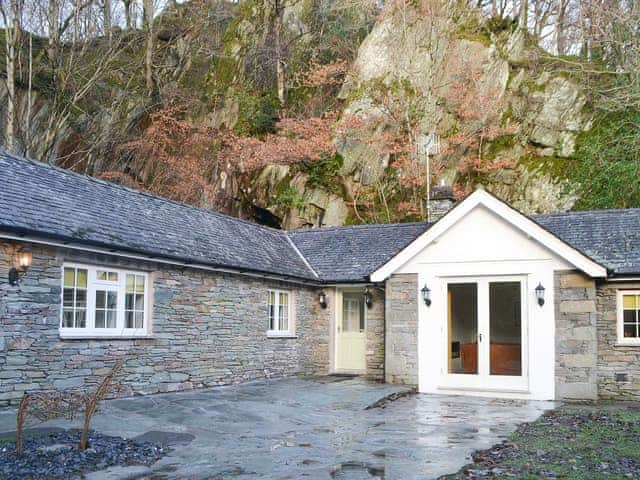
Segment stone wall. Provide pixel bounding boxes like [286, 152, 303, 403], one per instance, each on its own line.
[597, 282, 640, 400]
[0, 240, 326, 406]
[312, 288, 333, 375]
[554, 271, 598, 400]
[384, 274, 418, 386]
[365, 286, 385, 381]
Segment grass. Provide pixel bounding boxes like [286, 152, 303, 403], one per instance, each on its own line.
[441, 404, 640, 479]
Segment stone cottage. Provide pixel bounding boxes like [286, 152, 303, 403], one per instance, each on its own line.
[1, 151, 639, 405]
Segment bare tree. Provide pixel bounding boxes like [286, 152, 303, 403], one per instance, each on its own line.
[1, 0, 22, 153]
[122, 0, 133, 29]
[143, 0, 154, 96]
[103, 0, 112, 42]
[555, 0, 566, 54]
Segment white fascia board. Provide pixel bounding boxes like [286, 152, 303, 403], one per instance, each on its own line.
[370, 189, 607, 282]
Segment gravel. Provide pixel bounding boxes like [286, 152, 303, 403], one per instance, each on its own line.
[0, 430, 165, 480]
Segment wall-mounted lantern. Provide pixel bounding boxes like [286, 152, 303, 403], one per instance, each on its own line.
[421, 284, 431, 307]
[318, 291, 327, 309]
[364, 287, 373, 308]
[535, 282, 545, 306]
[9, 246, 32, 286]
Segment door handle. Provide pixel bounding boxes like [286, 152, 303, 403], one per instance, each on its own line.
[478, 333, 483, 343]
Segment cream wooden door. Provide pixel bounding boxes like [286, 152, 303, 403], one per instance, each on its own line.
[336, 293, 366, 371]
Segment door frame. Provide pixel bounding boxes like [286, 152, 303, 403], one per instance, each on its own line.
[439, 275, 529, 392]
[332, 287, 367, 374]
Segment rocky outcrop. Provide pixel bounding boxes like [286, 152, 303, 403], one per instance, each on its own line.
[336, 5, 591, 214]
[0, 2, 595, 227]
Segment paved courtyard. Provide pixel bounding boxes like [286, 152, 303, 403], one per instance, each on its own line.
[0, 377, 554, 479]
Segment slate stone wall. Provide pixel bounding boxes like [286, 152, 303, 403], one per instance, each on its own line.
[554, 271, 598, 400]
[365, 286, 385, 381]
[0, 240, 326, 406]
[596, 282, 640, 400]
[384, 274, 418, 386]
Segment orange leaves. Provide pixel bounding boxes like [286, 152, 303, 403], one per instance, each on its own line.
[297, 59, 349, 88]
[223, 115, 337, 172]
[459, 156, 516, 175]
[439, 56, 519, 182]
[118, 106, 216, 205]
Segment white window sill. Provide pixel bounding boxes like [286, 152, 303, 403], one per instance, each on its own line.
[59, 330, 153, 340]
[266, 332, 297, 339]
[615, 341, 640, 347]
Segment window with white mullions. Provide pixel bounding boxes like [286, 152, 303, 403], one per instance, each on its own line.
[618, 291, 640, 344]
[622, 293, 640, 338]
[62, 267, 87, 328]
[95, 289, 118, 328]
[268, 289, 292, 336]
[60, 264, 150, 338]
[94, 269, 119, 329]
[125, 274, 146, 329]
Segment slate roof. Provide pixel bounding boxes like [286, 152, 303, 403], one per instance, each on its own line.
[534, 209, 640, 276]
[2, 151, 640, 282]
[289, 222, 429, 282]
[0, 152, 317, 281]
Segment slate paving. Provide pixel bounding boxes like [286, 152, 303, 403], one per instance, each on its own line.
[0, 377, 554, 479]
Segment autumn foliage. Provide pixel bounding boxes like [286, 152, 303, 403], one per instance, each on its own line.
[222, 115, 337, 172]
[108, 107, 217, 205]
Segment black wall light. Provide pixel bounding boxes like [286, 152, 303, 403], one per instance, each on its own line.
[9, 246, 32, 286]
[421, 284, 431, 306]
[535, 282, 546, 306]
[318, 291, 327, 309]
[364, 287, 373, 308]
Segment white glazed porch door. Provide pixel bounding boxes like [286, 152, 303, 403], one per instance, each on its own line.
[440, 276, 528, 392]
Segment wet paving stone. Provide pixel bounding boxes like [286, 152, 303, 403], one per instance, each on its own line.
[0, 377, 553, 479]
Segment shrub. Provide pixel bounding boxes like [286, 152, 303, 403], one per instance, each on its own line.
[234, 92, 280, 136]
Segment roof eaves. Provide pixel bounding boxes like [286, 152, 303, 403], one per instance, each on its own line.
[0, 226, 322, 285]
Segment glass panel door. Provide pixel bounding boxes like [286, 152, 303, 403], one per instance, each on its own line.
[448, 283, 478, 375]
[489, 282, 522, 376]
[442, 277, 527, 391]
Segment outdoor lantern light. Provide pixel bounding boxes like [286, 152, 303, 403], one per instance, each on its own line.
[364, 287, 373, 308]
[421, 284, 431, 307]
[535, 282, 546, 306]
[318, 291, 327, 309]
[9, 246, 32, 286]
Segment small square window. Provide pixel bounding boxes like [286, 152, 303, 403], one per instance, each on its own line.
[618, 291, 640, 344]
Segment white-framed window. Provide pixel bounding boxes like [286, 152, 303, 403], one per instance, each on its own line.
[267, 289, 293, 337]
[617, 290, 640, 345]
[60, 263, 151, 338]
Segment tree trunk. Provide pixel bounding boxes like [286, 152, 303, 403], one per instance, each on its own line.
[2, 0, 19, 153]
[143, 0, 154, 95]
[555, 0, 566, 55]
[104, 0, 112, 43]
[48, 0, 60, 71]
[520, 0, 528, 31]
[274, 0, 286, 109]
[123, 0, 132, 30]
[25, 32, 33, 157]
